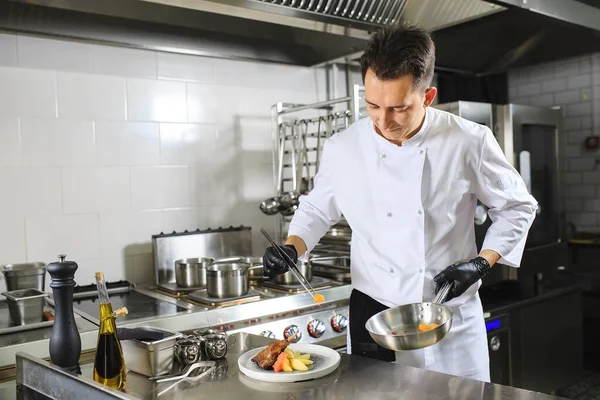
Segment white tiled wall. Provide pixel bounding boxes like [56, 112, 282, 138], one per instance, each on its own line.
[508, 52, 600, 231]
[0, 33, 328, 291]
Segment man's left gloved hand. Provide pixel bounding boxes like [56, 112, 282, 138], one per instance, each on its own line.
[433, 256, 492, 301]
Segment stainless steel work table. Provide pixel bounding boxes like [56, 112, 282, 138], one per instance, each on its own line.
[12, 332, 566, 400]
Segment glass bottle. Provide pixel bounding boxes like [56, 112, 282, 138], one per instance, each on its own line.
[93, 271, 126, 391]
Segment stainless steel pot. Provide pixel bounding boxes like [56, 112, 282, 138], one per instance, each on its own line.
[274, 260, 312, 285]
[174, 258, 214, 288]
[205, 263, 249, 299]
[1, 262, 47, 292]
[213, 257, 263, 281]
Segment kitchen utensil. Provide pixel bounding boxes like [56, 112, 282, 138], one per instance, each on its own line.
[238, 343, 341, 383]
[279, 123, 300, 210]
[212, 256, 263, 281]
[174, 257, 213, 288]
[259, 228, 317, 301]
[174, 336, 203, 365]
[190, 328, 235, 360]
[315, 116, 326, 171]
[344, 110, 352, 128]
[300, 121, 312, 192]
[1, 288, 47, 325]
[260, 124, 287, 215]
[47, 254, 81, 374]
[202, 333, 230, 360]
[1, 262, 47, 292]
[205, 262, 250, 298]
[365, 281, 453, 351]
[120, 326, 182, 377]
[192, 328, 219, 337]
[152, 360, 216, 383]
[148, 361, 216, 383]
[156, 362, 216, 397]
[275, 259, 312, 285]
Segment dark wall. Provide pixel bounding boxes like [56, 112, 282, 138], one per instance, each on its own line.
[435, 71, 509, 104]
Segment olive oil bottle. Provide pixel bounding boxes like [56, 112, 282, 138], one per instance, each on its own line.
[93, 272, 126, 391]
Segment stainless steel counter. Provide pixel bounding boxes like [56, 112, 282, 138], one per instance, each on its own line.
[13, 332, 567, 400]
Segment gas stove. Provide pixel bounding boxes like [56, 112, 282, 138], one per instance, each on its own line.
[150, 278, 351, 348]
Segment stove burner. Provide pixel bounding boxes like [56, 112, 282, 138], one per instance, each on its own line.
[260, 276, 334, 293]
[187, 289, 262, 307]
[157, 282, 200, 297]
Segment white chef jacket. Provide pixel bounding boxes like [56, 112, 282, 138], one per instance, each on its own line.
[287, 106, 538, 380]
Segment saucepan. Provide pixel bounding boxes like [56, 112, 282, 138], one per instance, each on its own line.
[274, 259, 312, 285]
[212, 256, 263, 282]
[365, 281, 453, 351]
[174, 258, 214, 288]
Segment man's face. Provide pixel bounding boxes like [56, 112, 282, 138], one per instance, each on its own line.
[363, 68, 436, 143]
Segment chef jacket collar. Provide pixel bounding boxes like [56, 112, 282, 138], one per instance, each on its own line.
[369, 106, 430, 150]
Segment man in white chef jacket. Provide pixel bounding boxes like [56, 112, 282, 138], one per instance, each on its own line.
[263, 25, 538, 382]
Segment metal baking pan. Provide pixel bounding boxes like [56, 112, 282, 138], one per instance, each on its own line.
[121, 326, 183, 377]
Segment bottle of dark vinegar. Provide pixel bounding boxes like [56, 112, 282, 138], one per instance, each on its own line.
[93, 272, 126, 391]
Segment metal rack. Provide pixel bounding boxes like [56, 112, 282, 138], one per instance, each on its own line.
[259, 85, 365, 242]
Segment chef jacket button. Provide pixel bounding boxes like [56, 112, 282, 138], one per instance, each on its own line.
[386, 212, 393, 217]
[417, 209, 423, 214]
[379, 154, 387, 159]
[389, 268, 394, 273]
[419, 269, 423, 273]
[419, 149, 424, 155]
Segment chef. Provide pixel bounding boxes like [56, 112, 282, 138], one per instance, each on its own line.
[262, 25, 538, 382]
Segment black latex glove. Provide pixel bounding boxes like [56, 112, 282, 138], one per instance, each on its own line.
[433, 256, 491, 301]
[262, 244, 298, 279]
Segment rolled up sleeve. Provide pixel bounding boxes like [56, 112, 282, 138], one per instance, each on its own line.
[287, 139, 342, 257]
[476, 128, 538, 268]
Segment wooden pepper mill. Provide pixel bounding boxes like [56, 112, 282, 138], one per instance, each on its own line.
[47, 254, 81, 374]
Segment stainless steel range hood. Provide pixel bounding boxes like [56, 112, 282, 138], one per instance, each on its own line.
[2, 0, 600, 73]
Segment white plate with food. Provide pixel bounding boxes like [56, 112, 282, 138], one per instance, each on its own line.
[238, 340, 341, 383]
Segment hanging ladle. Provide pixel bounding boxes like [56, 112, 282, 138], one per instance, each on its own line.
[279, 121, 303, 211]
[259, 124, 287, 215]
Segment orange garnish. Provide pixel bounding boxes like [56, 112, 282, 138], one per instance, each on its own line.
[313, 293, 325, 303]
[418, 323, 439, 332]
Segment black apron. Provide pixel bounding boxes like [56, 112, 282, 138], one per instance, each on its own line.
[349, 289, 396, 362]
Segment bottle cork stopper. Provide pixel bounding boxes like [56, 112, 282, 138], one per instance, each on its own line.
[114, 307, 128, 318]
[95, 272, 104, 281]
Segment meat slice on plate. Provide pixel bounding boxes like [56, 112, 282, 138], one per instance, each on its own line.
[251, 339, 290, 369]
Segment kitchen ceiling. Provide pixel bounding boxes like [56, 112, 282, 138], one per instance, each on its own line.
[2, 0, 600, 74]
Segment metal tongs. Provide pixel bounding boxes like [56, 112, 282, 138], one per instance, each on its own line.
[260, 227, 318, 301]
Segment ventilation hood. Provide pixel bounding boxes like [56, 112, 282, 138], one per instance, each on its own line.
[2, 0, 600, 74]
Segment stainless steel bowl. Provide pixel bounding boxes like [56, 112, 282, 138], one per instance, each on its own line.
[205, 263, 249, 299]
[174, 258, 213, 288]
[365, 282, 453, 351]
[274, 260, 312, 285]
[1, 262, 47, 292]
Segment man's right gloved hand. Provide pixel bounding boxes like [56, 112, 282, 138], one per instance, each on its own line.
[262, 244, 298, 279]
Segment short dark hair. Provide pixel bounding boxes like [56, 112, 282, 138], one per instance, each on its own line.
[359, 24, 436, 92]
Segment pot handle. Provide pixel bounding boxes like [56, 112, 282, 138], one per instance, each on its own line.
[433, 281, 453, 305]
